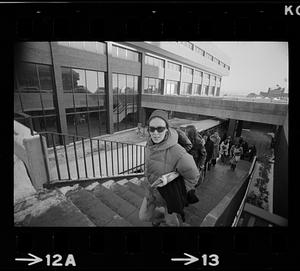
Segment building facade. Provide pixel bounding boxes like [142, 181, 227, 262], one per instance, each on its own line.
[14, 41, 230, 145]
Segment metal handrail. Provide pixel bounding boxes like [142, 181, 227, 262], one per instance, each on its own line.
[39, 131, 146, 185]
[231, 156, 257, 227]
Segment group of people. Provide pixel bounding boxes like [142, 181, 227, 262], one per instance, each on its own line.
[138, 109, 257, 226]
[218, 136, 257, 170]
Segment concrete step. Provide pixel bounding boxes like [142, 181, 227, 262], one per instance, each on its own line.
[18, 199, 96, 227]
[102, 180, 144, 209]
[67, 189, 132, 226]
[90, 182, 151, 227]
[92, 184, 136, 218]
[117, 178, 145, 198]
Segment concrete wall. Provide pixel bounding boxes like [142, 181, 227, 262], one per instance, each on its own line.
[14, 121, 50, 191]
[273, 125, 288, 219]
[52, 43, 108, 71]
[110, 57, 141, 75]
[15, 42, 52, 65]
[14, 154, 36, 203]
[283, 111, 288, 144]
[142, 94, 288, 125]
[201, 173, 250, 226]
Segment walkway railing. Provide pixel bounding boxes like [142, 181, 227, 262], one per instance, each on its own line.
[231, 156, 257, 226]
[39, 131, 145, 186]
[200, 156, 257, 227]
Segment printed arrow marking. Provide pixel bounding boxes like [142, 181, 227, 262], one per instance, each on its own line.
[171, 253, 199, 265]
[15, 253, 43, 266]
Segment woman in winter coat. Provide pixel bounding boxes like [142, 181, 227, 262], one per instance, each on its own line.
[139, 110, 199, 226]
[210, 132, 221, 166]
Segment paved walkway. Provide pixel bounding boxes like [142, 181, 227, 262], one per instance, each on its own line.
[186, 158, 251, 222]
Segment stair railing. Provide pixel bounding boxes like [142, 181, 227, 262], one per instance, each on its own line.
[39, 131, 146, 186]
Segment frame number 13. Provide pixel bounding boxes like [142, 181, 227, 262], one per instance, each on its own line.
[202, 254, 220, 266]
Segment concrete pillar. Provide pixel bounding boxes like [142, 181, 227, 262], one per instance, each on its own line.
[139, 108, 147, 126]
[235, 120, 243, 137]
[227, 119, 237, 139]
[138, 52, 145, 124]
[49, 42, 68, 138]
[23, 135, 50, 190]
[163, 60, 167, 95]
[106, 42, 114, 134]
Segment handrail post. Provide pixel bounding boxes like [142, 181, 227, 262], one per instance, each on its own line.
[39, 134, 51, 186]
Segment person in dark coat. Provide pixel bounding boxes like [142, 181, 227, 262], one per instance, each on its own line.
[210, 132, 221, 166]
[185, 125, 207, 186]
[173, 127, 193, 153]
[247, 144, 257, 161]
[239, 137, 249, 160]
[203, 133, 214, 171]
[139, 110, 199, 226]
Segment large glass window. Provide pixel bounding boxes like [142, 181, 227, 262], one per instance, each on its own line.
[143, 77, 163, 94]
[204, 85, 209, 96]
[62, 67, 72, 92]
[38, 65, 54, 91]
[17, 63, 40, 92]
[62, 67, 107, 138]
[112, 73, 140, 132]
[166, 80, 179, 95]
[14, 62, 57, 142]
[97, 72, 105, 93]
[73, 69, 86, 93]
[181, 82, 192, 95]
[86, 70, 98, 94]
[193, 84, 202, 95]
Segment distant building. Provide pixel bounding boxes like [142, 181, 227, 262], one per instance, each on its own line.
[247, 92, 259, 98]
[259, 86, 288, 99]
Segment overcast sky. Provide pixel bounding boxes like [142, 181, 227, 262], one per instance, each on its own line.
[212, 42, 288, 96]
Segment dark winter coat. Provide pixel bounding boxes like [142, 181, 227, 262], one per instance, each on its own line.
[157, 175, 188, 220]
[205, 137, 214, 162]
[176, 128, 193, 153]
[188, 136, 207, 168]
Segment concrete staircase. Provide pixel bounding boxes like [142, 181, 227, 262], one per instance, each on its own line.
[14, 177, 205, 227]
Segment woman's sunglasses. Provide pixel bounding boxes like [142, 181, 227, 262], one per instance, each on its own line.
[148, 126, 166, 133]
